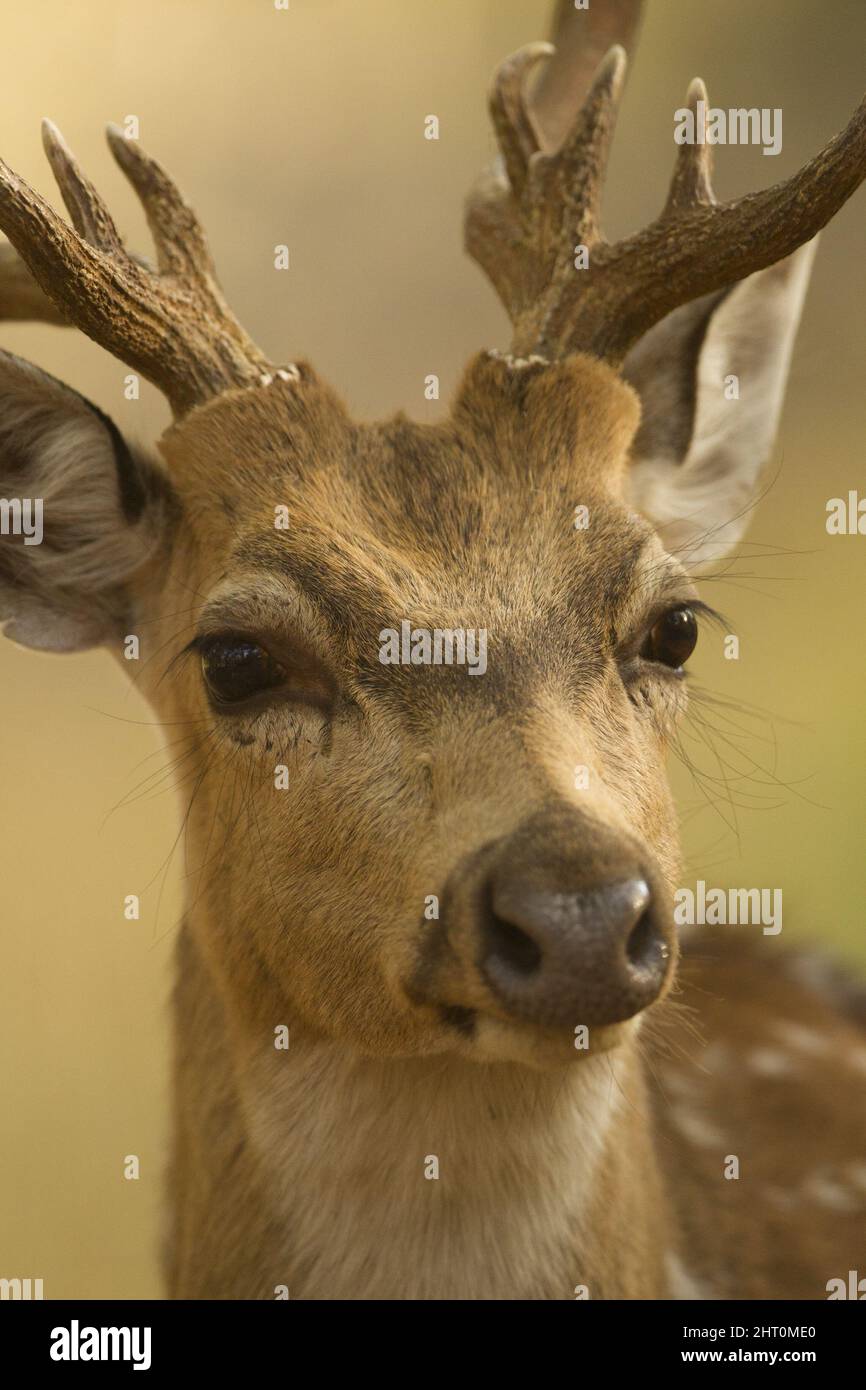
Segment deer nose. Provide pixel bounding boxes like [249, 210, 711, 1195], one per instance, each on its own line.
[481, 873, 671, 1029]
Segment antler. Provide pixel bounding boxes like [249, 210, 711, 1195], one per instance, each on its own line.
[466, 28, 866, 365]
[531, 0, 643, 153]
[0, 122, 272, 415]
[0, 242, 67, 323]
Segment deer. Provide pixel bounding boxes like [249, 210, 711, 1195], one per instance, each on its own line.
[1, 0, 865, 1300]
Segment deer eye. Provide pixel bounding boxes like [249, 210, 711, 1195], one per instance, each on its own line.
[200, 637, 287, 705]
[641, 605, 698, 670]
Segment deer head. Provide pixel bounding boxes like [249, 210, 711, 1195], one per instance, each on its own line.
[1, 0, 863, 1071]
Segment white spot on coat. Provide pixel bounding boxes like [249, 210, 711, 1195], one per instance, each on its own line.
[771, 1020, 829, 1057]
[701, 1041, 734, 1075]
[747, 1048, 795, 1079]
[801, 1172, 861, 1212]
[665, 1250, 717, 1300]
[670, 1108, 725, 1149]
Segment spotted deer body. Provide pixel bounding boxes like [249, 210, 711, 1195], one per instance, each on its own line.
[1, 0, 864, 1299]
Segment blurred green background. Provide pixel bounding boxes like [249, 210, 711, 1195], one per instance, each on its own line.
[0, 0, 863, 1298]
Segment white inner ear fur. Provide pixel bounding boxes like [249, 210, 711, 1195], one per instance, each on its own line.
[628, 238, 818, 571]
[0, 354, 166, 652]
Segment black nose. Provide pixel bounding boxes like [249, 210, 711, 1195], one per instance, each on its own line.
[482, 874, 671, 1029]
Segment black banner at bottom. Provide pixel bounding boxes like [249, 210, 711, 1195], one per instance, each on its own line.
[2, 1297, 862, 1374]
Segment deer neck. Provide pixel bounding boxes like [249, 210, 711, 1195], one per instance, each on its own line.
[171, 915, 675, 1300]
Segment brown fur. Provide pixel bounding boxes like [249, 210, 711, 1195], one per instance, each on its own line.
[104, 351, 859, 1299]
[1, 8, 863, 1296]
[652, 932, 866, 1299]
[1, 322, 863, 1297]
[2, 286, 863, 1301]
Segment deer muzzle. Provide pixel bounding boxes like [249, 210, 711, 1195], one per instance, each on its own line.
[428, 807, 676, 1036]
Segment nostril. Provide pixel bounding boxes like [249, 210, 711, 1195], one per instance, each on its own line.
[481, 874, 672, 1028]
[625, 908, 666, 976]
[487, 913, 543, 977]
[625, 909, 655, 967]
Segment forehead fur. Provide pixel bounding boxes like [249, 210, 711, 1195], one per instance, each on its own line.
[157, 352, 672, 719]
[157, 351, 641, 553]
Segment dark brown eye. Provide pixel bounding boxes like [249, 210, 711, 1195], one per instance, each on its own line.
[200, 637, 287, 706]
[642, 605, 698, 670]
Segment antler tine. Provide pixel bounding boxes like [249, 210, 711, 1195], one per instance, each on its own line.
[532, 0, 644, 153]
[583, 83, 866, 363]
[467, 29, 866, 367]
[555, 44, 627, 246]
[488, 43, 552, 200]
[465, 0, 641, 359]
[41, 119, 125, 254]
[664, 78, 714, 213]
[0, 148, 120, 333]
[106, 124, 216, 282]
[465, 41, 630, 354]
[0, 123, 271, 415]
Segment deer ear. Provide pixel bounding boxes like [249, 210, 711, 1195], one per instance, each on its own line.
[622, 238, 818, 569]
[0, 350, 171, 652]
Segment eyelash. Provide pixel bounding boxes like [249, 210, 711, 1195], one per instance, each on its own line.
[613, 603, 725, 695]
[624, 600, 722, 654]
[166, 601, 726, 707]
